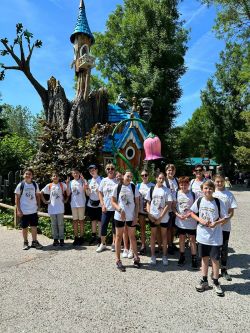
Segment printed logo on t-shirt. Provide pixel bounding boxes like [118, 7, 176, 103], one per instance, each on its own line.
[152, 195, 164, 210]
[25, 189, 35, 201]
[120, 192, 131, 207]
[72, 186, 80, 195]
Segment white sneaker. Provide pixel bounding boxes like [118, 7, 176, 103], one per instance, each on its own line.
[128, 250, 134, 259]
[162, 256, 168, 266]
[150, 256, 156, 265]
[96, 243, 106, 253]
[111, 243, 115, 252]
[122, 249, 129, 258]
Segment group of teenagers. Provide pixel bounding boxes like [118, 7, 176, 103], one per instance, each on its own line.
[14, 163, 237, 297]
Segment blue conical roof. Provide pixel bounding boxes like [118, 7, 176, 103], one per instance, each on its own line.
[70, 0, 95, 45]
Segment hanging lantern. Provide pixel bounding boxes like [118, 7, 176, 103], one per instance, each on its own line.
[144, 133, 163, 160]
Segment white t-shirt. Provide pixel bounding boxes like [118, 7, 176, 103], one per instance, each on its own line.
[87, 176, 102, 208]
[69, 179, 86, 208]
[145, 185, 173, 223]
[112, 184, 140, 221]
[175, 191, 197, 230]
[213, 190, 237, 232]
[189, 179, 205, 199]
[42, 182, 67, 215]
[190, 197, 227, 246]
[99, 177, 118, 211]
[15, 181, 39, 215]
[137, 182, 155, 214]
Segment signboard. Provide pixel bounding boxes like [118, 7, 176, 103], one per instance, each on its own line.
[202, 158, 210, 165]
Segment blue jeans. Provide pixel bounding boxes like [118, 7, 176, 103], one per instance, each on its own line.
[101, 211, 115, 237]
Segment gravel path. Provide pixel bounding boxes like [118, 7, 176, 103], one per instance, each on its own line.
[0, 189, 249, 333]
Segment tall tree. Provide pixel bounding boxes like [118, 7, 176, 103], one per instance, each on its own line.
[234, 111, 250, 169]
[201, 0, 250, 40]
[201, 42, 249, 174]
[92, 0, 188, 147]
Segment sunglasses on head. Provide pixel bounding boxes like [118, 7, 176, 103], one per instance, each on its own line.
[141, 174, 148, 177]
[106, 167, 115, 171]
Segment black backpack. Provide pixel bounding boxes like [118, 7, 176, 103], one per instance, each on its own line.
[165, 177, 179, 189]
[196, 197, 221, 218]
[117, 183, 136, 202]
[175, 190, 195, 202]
[20, 181, 37, 196]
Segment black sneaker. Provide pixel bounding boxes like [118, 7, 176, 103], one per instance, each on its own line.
[191, 258, 199, 270]
[78, 237, 84, 246]
[221, 270, 232, 281]
[53, 239, 59, 246]
[73, 237, 79, 246]
[116, 260, 126, 272]
[23, 241, 29, 250]
[60, 239, 64, 247]
[133, 258, 141, 268]
[31, 240, 43, 249]
[89, 235, 97, 246]
[178, 256, 186, 267]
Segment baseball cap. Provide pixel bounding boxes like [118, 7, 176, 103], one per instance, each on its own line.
[88, 164, 97, 170]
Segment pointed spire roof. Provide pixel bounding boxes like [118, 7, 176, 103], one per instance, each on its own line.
[70, 0, 95, 45]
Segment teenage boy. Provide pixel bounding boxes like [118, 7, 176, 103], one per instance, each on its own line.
[190, 180, 227, 297]
[172, 176, 198, 269]
[164, 164, 179, 254]
[96, 163, 117, 253]
[66, 169, 87, 246]
[213, 175, 237, 281]
[41, 171, 67, 246]
[189, 164, 205, 199]
[111, 170, 141, 271]
[15, 168, 43, 250]
[86, 165, 102, 245]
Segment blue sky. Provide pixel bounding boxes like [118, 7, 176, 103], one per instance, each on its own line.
[0, 0, 224, 126]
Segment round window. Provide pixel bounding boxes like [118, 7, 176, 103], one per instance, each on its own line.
[125, 146, 135, 160]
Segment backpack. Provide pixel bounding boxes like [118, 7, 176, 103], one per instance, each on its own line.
[117, 183, 136, 202]
[165, 177, 179, 189]
[190, 178, 205, 191]
[196, 197, 221, 218]
[20, 181, 37, 197]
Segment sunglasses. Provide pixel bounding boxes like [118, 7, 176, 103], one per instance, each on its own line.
[195, 169, 202, 172]
[141, 174, 148, 177]
[106, 167, 115, 171]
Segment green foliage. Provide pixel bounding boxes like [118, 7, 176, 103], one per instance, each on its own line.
[234, 111, 250, 169]
[201, 0, 250, 41]
[0, 134, 35, 177]
[0, 208, 14, 228]
[30, 120, 113, 185]
[201, 42, 249, 173]
[92, 0, 188, 147]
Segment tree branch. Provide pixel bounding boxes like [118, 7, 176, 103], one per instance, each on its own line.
[2, 65, 21, 70]
[19, 37, 26, 64]
[1, 40, 21, 66]
[26, 44, 35, 65]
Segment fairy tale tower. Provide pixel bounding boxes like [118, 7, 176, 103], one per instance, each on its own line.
[70, 0, 95, 101]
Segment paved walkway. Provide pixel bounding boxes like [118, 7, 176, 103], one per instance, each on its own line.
[0, 189, 249, 333]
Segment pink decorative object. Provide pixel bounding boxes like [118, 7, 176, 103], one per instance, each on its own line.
[144, 133, 163, 160]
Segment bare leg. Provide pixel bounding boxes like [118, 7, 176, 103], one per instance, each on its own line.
[179, 234, 186, 253]
[73, 220, 79, 237]
[156, 226, 162, 251]
[139, 215, 146, 248]
[211, 258, 220, 279]
[31, 226, 37, 241]
[150, 227, 157, 257]
[161, 227, 168, 256]
[115, 227, 124, 261]
[128, 226, 139, 260]
[123, 225, 129, 251]
[22, 228, 28, 242]
[201, 257, 209, 277]
[92, 220, 97, 233]
[79, 220, 84, 237]
[190, 235, 197, 255]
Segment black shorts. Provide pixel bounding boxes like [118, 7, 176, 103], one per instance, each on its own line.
[198, 243, 220, 260]
[87, 207, 102, 221]
[114, 220, 136, 228]
[177, 227, 196, 236]
[149, 221, 170, 228]
[20, 213, 38, 228]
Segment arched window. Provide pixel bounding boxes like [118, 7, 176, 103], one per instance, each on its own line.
[125, 146, 135, 160]
[80, 44, 89, 56]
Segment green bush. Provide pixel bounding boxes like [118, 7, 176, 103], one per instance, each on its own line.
[0, 208, 14, 228]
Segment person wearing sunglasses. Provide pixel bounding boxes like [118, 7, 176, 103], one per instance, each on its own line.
[136, 170, 154, 255]
[189, 164, 206, 200]
[96, 164, 117, 253]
